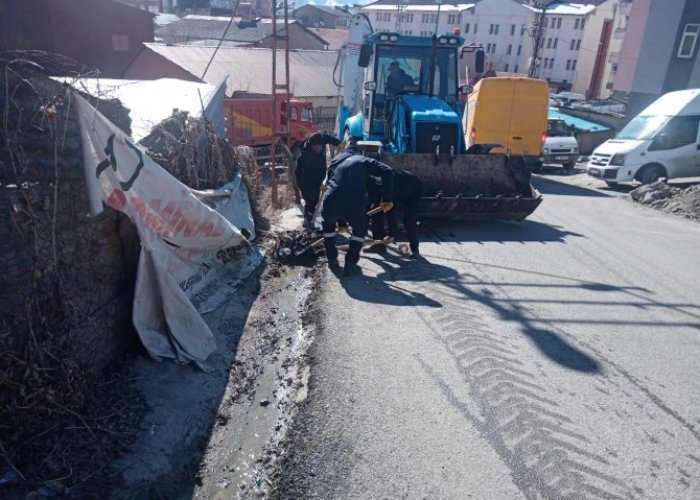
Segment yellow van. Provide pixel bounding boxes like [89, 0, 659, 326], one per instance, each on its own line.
[463, 77, 548, 168]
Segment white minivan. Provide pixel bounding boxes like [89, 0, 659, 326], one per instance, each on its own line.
[587, 88, 700, 186]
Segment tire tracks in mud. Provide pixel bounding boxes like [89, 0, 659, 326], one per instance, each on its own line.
[382, 235, 698, 499]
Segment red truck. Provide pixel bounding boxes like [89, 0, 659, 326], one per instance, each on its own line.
[223, 95, 317, 149]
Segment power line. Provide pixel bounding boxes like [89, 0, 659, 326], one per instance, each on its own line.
[201, 0, 242, 80]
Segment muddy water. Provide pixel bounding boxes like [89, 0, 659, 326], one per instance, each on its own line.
[194, 267, 317, 499]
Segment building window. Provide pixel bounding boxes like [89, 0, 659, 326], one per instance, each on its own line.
[678, 24, 700, 58]
[553, 38, 558, 49]
[549, 58, 554, 69]
[422, 13, 429, 23]
[521, 26, 526, 36]
[511, 24, 516, 35]
[574, 18, 580, 30]
[550, 17, 556, 28]
[514, 64, 519, 72]
[544, 57, 549, 68]
[489, 24, 499, 35]
[492, 43, 497, 53]
[487, 43, 492, 53]
[557, 18, 561, 29]
[474, 23, 478, 34]
[111, 34, 129, 51]
[517, 44, 522, 56]
[566, 59, 571, 70]
[572, 60, 577, 70]
[580, 19, 585, 30]
[505, 63, 509, 71]
[448, 14, 458, 25]
[464, 23, 470, 33]
[495, 24, 499, 35]
[507, 44, 512, 55]
[570, 39, 576, 50]
[547, 38, 552, 49]
[576, 39, 581, 50]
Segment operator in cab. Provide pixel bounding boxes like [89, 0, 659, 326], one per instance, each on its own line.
[386, 61, 417, 98]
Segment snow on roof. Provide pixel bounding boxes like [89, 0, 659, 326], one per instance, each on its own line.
[362, 3, 474, 12]
[154, 13, 180, 27]
[523, 3, 596, 16]
[55, 77, 225, 141]
[549, 108, 610, 132]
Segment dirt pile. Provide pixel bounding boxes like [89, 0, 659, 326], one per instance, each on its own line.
[630, 181, 700, 221]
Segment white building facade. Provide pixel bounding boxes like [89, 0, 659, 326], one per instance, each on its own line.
[360, 0, 624, 94]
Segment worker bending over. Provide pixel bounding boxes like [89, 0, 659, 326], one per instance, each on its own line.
[295, 132, 341, 228]
[367, 169, 423, 258]
[320, 151, 394, 275]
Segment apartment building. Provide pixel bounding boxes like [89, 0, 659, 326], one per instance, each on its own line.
[361, 0, 621, 93]
[614, 0, 700, 120]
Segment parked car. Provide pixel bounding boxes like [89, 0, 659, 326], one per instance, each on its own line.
[587, 88, 700, 186]
[543, 116, 579, 170]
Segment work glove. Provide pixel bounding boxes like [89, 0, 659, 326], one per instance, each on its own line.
[337, 224, 349, 234]
[380, 201, 394, 213]
[320, 183, 328, 194]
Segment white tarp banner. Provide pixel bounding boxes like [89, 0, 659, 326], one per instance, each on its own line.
[74, 94, 260, 368]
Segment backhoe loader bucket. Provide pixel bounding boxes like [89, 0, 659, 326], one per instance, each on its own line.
[381, 153, 542, 221]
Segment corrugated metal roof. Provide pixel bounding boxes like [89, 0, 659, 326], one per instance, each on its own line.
[143, 43, 340, 97]
[155, 15, 299, 43]
[549, 108, 610, 132]
[309, 27, 350, 50]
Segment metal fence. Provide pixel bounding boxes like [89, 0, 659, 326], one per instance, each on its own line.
[314, 106, 338, 135]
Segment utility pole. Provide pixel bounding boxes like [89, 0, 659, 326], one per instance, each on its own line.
[528, 1, 547, 78]
[395, 0, 407, 32]
[434, 0, 442, 35]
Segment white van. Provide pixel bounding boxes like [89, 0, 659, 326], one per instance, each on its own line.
[543, 117, 579, 170]
[587, 88, 700, 186]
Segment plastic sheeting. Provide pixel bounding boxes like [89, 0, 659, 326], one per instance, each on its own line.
[74, 94, 260, 368]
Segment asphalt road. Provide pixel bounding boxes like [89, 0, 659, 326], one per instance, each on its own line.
[273, 175, 700, 500]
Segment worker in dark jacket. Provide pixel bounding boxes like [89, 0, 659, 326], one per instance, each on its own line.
[295, 132, 341, 227]
[367, 169, 423, 258]
[320, 151, 394, 275]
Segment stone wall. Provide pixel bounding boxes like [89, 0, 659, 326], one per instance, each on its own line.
[0, 66, 142, 372]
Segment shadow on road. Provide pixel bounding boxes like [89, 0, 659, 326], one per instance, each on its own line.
[364, 253, 603, 373]
[532, 176, 612, 197]
[423, 218, 584, 244]
[338, 264, 443, 308]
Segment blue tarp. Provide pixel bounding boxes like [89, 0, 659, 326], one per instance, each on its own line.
[548, 107, 610, 132]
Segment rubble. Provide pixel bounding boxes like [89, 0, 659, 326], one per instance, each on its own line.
[630, 181, 700, 221]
